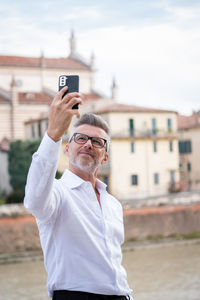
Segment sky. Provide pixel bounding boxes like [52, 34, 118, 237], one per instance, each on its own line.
[0, 0, 200, 115]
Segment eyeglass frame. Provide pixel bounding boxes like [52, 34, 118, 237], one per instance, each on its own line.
[69, 133, 108, 151]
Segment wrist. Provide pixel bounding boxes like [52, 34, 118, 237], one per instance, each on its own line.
[47, 128, 62, 142]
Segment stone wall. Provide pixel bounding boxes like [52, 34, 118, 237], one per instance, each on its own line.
[0, 216, 40, 253]
[124, 203, 200, 240]
[0, 203, 200, 253]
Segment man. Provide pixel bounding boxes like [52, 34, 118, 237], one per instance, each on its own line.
[24, 86, 133, 300]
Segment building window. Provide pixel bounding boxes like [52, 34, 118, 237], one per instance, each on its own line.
[179, 140, 192, 154]
[129, 119, 134, 136]
[187, 162, 191, 172]
[131, 142, 135, 153]
[154, 173, 159, 184]
[31, 124, 35, 138]
[167, 118, 172, 132]
[38, 121, 42, 138]
[169, 170, 175, 191]
[169, 141, 173, 152]
[131, 175, 138, 185]
[152, 118, 157, 135]
[153, 141, 157, 152]
[170, 170, 175, 183]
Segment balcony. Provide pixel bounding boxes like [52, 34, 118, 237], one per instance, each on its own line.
[168, 181, 187, 193]
[111, 129, 178, 140]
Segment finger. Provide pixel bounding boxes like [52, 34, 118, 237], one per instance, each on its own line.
[73, 110, 81, 119]
[64, 97, 82, 109]
[52, 86, 69, 104]
[59, 86, 69, 97]
[62, 92, 81, 104]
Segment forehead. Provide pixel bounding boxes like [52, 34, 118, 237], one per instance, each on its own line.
[74, 124, 108, 139]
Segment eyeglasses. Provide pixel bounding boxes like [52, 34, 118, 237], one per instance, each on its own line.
[70, 133, 107, 150]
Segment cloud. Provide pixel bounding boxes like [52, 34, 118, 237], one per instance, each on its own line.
[0, 0, 200, 114]
[77, 18, 200, 114]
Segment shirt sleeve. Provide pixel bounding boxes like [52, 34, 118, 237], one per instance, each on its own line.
[24, 132, 62, 222]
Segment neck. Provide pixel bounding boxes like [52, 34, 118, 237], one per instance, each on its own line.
[69, 164, 98, 189]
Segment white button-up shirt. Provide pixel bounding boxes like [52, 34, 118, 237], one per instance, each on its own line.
[24, 133, 132, 298]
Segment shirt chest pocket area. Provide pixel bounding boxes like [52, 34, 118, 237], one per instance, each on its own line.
[65, 203, 102, 236]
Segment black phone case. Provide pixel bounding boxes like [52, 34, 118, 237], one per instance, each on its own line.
[58, 75, 79, 109]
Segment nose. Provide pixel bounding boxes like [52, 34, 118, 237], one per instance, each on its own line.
[83, 139, 93, 148]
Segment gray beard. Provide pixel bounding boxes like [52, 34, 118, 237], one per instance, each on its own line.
[70, 157, 98, 174]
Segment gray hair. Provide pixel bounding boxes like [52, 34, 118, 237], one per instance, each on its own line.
[70, 113, 110, 151]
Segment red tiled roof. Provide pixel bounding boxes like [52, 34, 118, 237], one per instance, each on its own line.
[25, 113, 49, 124]
[178, 113, 200, 129]
[19, 92, 53, 104]
[24, 92, 103, 124]
[0, 95, 8, 103]
[96, 103, 177, 114]
[0, 91, 102, 105]
[0, 55, 91, 70]
[83, 93, 101, 104]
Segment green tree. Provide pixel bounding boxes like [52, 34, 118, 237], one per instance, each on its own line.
[7, 139, 41, 203]
[7, 139, 63, 203]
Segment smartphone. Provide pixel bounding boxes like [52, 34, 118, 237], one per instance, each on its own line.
[58, 75, 79, 109]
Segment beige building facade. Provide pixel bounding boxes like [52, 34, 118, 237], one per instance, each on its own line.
[0, 33, 115, 141]
[97, 104, 180, 199]
[178, 111, 200, 190]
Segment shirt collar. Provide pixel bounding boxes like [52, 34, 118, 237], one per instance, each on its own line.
[60, 169, 107, 191]
[96, 178, 107, 191]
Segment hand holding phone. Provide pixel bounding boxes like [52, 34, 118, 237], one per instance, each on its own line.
[58, 75, 79, 109]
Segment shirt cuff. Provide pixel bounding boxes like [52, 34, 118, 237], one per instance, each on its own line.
[37, 132, 62, 163]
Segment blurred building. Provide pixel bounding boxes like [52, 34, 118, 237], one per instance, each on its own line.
[97, 104, 180, 199]
[0, 31, 115, 141]
[0, 32, 182, 199]
[178, 111, 200, 190]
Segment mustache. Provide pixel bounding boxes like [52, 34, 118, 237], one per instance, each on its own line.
[78, 149, 95, 157]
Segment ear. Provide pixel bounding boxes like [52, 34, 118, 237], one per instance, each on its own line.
[101, 152, 109, 165]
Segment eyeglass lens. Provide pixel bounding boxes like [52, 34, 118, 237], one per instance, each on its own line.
[74, 133, 106, 148]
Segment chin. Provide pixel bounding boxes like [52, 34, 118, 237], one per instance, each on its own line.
[72, 160, 96, 172]
[79, 164, 95, 173]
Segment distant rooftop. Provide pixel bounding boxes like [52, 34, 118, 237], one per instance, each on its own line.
[0, 90, 102, 105]
[178, 111, 200, 129]
[19, 92, 53, 104]
[0, 55, 91, 70]
[96, 103, 177, 114]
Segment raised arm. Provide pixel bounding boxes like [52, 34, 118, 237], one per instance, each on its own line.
[24, 87, 82, 221]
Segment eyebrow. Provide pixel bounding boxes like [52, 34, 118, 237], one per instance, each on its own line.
[75, 133, 107, 140]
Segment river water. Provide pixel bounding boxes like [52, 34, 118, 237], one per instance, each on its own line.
[0, 242, 199, 300]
